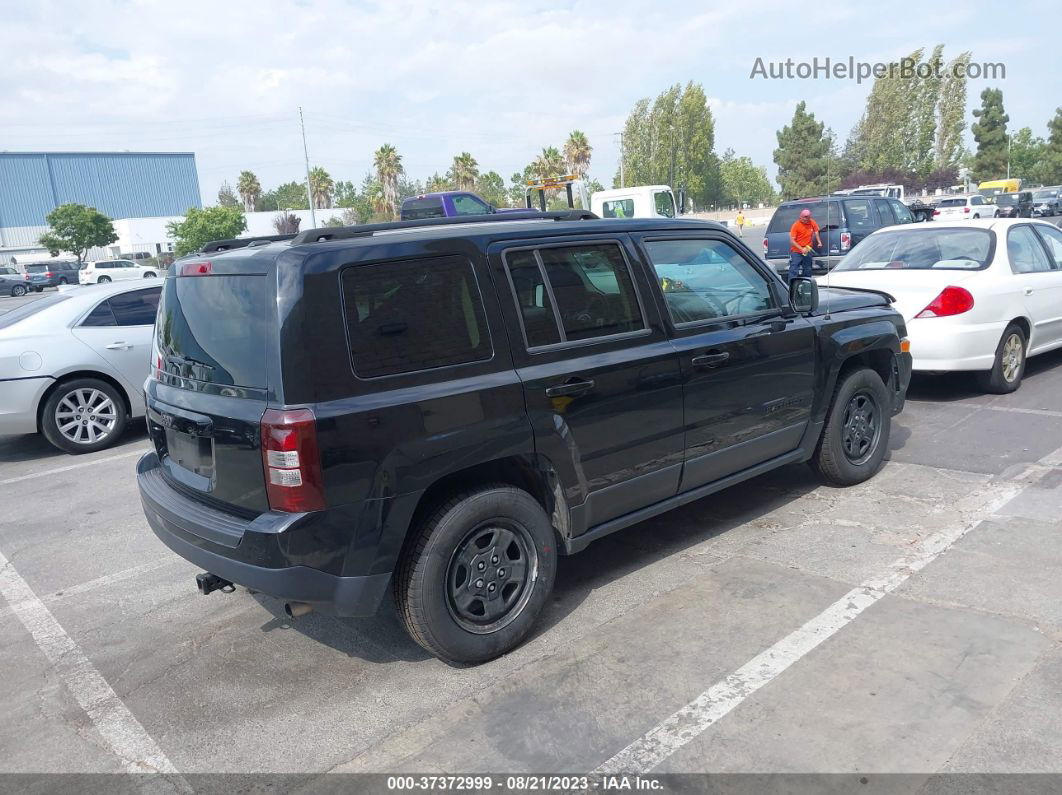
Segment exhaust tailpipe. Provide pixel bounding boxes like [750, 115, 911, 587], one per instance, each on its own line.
[285, 602, 314, 618]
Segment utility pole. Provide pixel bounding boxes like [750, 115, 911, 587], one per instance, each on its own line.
[299, 107, 317, 229]
[1006, 133, 1011, 180]
[614, 131, 625, 188]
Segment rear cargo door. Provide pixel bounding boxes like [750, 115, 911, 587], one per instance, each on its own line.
[146, 261, 277, 515]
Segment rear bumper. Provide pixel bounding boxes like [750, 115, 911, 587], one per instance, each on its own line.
[0, 376, 51, 435]
[137, 452, 391, 617]
[907, 317, 1006, 371]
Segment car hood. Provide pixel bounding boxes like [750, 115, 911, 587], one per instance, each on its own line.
[818, 269, 981, 322]
[810, 286, 892, 316]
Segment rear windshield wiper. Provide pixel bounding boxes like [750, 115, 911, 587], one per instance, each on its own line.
[166, 354, 215, 371]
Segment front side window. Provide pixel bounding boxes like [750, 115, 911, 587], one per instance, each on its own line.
[1008, 226, 1053, 274]
[452, 194, 491, 216]
[341, 255, 491, 377]
[654, 191, 676, 218]
[889, 200, 914, 224]
[646, 239, 774, 324]
[602, 199, 634, 218]
[504, 243, 644, 347]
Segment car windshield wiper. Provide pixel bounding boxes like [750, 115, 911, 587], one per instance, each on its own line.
[166, 354, 215, 371]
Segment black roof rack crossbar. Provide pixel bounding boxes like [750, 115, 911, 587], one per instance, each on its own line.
[289, 210, 597, 245]
[200, 234, 297, 254]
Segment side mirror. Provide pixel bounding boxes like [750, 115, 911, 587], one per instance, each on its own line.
[789, 277, 819, 314]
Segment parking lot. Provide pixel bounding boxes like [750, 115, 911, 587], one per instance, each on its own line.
[1, 280, 1061, 788]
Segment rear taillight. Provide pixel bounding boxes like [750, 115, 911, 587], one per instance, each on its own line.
[963, 207, 970, 214]
[179, 261, 213, 276]
[762, 238, 768, 255]
[932, 210, 940, 216]
[840, 232, 851, 251]
[915, 286, 974, 318]
[44, 271, 54, 278]
[261, 408, 326, 512]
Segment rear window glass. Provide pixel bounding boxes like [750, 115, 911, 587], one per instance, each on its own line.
[833, 228, 993, 271]
[24, 264, 50, 272]
[767, 202, 844, 232]
[401, 198, 445, 220]
[156, 275, 270, 388]
[937, 198, 965, 207]
[341, 255, 491, 378]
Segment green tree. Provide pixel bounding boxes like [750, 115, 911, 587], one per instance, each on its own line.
[509, 166, 535, 207]
[308, 166, 334, 209]
[373, 143, 404, 220]
[236, 171, 261, 212]
[166, 206, 247, 256]
[426, 172, 451, 193]
[533, 146, 565, 180]
[563, 130, 592, 179]
[448, 152, 479, 191]
[259, 181, 310, 211]
[1008, 127, 1046, 182]
[720, 150, 775, 208]
[38, 204, 118, 264]
[216, 181, 238, 207]
[334, 180, 358, 207]
[773, 101, 839, 199]
[971, 87, 1010, 182]
[475, 171, 507, 207]
[935, 51, 971, 171]
[1037, 107, 1062, 185]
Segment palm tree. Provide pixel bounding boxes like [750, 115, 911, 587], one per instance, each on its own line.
[308, 166, 334, 209]
[449, 152, 479, 191]
[236, 171, 261, 212]
[533, 147, 565, 181]
[425, 172, 450, 192]
[563, 131, 592, 180]
[373, 143, 404, 219]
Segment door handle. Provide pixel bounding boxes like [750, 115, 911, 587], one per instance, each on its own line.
[106, 342, 132, 350]
[1024, 288, 1034, 296]
[692, 352, 730, 368]
[545, 378, 595, 398]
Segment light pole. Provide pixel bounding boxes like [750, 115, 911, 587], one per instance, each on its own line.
[1006, 133, 1011, 180]
[299, 107, 318, 229]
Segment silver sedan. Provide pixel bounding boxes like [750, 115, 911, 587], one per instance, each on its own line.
[0, 281, 161, 453]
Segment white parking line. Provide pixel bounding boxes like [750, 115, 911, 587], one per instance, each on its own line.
[0, 448, 147, 486]
[0, 549, 189, 789]
[593, 454, 1051, 775]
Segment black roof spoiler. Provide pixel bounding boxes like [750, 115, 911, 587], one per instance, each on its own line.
[289, 210, 597, 245]
[199, 234, 297, 254]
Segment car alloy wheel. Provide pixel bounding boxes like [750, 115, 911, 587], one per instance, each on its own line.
[143, 271, 157, 278]
[12, 284, 27, 297]
[97, 276, 111, 283]
[54, 387, 118, 446]
[840, 389, 881, 465]
[445, 520, 538, 634]
[1001, 332, 1024, 383]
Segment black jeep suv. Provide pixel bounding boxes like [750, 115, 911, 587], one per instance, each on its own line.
[137, 212, 911, 663]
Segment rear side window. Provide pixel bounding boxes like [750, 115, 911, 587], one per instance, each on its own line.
[341, 255, 491, 378]
[109, 287, 161, 325]
[401, 198, 445, 220]
[1008, 226, 1053, 274]
[504, 243, 644, 347]
[843, 199, 877, 231]
[1032, 225, 1062, 269]
[767, 202, 844, 232]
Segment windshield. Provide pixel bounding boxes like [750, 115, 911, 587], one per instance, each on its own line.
[833, 228, 993, 271]
[767, 201, 845, 232]
[1033, 191, 1056, 201]
[0, 293, 71, 329]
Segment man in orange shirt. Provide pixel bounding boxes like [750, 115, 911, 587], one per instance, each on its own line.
[788, 208, 822, 282]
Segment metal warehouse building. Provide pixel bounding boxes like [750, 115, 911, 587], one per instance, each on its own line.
[0, 151, 202, 265]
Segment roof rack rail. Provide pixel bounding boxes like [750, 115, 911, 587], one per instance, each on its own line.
[200, 234, 297, 254]
[290, 209, 597, 245]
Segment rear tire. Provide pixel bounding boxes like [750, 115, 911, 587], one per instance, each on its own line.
[810, 367, 892, 487]
[97, 275, 111, 283]
[143, 271, 156, 278]
[977, 324, 1026, 394]
[40, 378, 127, 455]
[394, 485, 557, 664]
[58, 277, 68, 285]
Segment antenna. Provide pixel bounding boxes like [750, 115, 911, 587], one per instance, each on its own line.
[823, 138, 832, 320]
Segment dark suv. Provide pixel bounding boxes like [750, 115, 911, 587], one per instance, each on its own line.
[764, 195, 914, 273]
[137, 213, 912, 663]
[23, 260, 81, 290]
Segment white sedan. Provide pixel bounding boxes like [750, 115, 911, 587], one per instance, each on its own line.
[0, 281, 161, 453]
[79, 258, 159, 284]
[819, 219, 1062, 393]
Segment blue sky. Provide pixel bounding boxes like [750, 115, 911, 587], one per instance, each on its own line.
[1, 0, 1053, 204]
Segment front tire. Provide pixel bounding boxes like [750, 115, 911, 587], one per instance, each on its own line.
[811, 367, 892, 486]
[40, 378, 127, 454]
[977, 324, 1026, 394]
[11, 284, 27, 297]
[395, 485, 557, 664]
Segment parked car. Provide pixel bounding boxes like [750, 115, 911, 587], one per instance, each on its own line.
[591, 185, 678, 219]
[79, 259, 159, 284]
[0, 281, 162, 452]
[932, 194, 993, 221]
[993, 191, 1033, 219]
[137, 212, 912, 664]
[1031, 188, 1060, 218]
[819, 219, 1062, 393]
[764, 195, 914, 272]
[22, 261, 81, 291]
[1, 269, 28, 297]
[399, 191, 530, 220]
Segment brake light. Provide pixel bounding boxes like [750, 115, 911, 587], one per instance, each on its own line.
[762, 238, 768, 255]
[44, 271, 54, 278]
[179, 261, 213, 276]
[840, 232, 851, 251]
[915, 286, 974, 318]
[963, 207, 970, 214]
[933, 210, 940, 216]
[261, 408, 326, 512]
